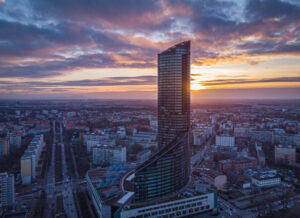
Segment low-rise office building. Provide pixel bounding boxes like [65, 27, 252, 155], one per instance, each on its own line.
[86, 168, 217, 218]
[252, 174, 281, 187]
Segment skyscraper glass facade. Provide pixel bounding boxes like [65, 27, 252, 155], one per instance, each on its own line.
[134, 41, 191, 203]
[158, 41, 191, 148]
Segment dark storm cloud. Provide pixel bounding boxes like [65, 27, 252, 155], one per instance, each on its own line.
[30, 0, 165, 29]
[0, 53, 155, 78]
[0, 0, 299, 79]
[0, 18, 139, 59]
[173, 0, 238, 35]
[175, 0, 300, 59]
[245, 0, 300, 22]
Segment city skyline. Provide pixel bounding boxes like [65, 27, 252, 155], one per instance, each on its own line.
[0, 1, 300, 217]
[0, 0, 300, 100]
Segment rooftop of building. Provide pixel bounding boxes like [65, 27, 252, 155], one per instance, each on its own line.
[216, 134, 234, 137]
[252, 173, 280, 181]
[244, 168, 278, 178]
[275, 144, 296, 149]
[21, 135, 43, 159]
[86, 166, 132, 207]
[219, 156, 257, 163]
[159, 40, 190, 56]
[87, 165, 215, 211]
[93, 144, 125, 150]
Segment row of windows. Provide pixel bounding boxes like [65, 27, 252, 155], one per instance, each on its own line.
[131, 204, 210, 218]
[137, 196, 209, 213]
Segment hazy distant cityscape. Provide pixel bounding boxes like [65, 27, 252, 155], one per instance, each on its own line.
[0, 96, 300, 218]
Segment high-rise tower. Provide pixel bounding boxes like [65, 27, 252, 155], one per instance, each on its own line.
[158, 40, 191, 148]
[134, 41, 191, 202]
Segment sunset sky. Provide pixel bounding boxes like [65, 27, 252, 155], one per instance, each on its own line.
[0, 0, 299, 100]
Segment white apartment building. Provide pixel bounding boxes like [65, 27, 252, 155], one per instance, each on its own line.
[20, 135, 44, 184]
[216, 135, 235, 147]
[93, 145, 126, 166]
[0, 172, 15, 208]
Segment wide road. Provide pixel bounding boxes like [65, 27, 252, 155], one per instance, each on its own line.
[60, 122, 78, 218]
[43, 120, 57, 218]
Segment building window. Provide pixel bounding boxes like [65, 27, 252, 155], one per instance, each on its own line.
[151, 212, 158, 216]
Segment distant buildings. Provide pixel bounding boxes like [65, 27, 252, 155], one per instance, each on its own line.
[252, 174, 281, 187]
[0, 172, 15, 208]
[149, 117, 158, 132]
[28, 127, 50, 135]
[129, 130, 156, 148]
[0, 138, 10, 156]
[20, 135, 44, 184]
[83, 133, 103, 145]
[92, 145, 126, 166]
[275, 145, 296, 166]
[83, 133, 115, 153]
[193, 125, 213, 146]
[273, 133, 295, 146]
[64, 123, 89, 132]
[234, 126, 249, 138]
[66, 111, 76, 118]
[194, 169, 227, 190]
[219, 157, 257, 173]
[250, 129, 273, 143]
[28, 121, 51, 135]
[216, 135, 235, 147]
[116, 126, 126, 138]
[9, 132, 22, 149]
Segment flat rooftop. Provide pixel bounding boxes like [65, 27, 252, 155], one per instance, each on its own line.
[87, 167, 215, 210]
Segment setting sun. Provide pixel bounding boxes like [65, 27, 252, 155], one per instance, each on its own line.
[191, 83, 205, 90]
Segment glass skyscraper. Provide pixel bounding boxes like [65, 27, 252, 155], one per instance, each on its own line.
[158, 40, 191, 148]
[134, 41, 191, 203]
